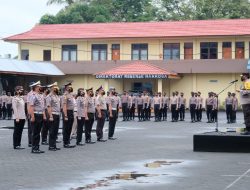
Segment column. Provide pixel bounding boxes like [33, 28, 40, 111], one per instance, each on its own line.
[104, 79, 109, 92]
[158, 79, 163, 93]
[192, 74, 197, 92]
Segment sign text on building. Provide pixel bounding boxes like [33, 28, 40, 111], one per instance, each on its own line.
[96, 74, 168, 79]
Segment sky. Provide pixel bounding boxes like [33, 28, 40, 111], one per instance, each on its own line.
[0, 0, 63, 58]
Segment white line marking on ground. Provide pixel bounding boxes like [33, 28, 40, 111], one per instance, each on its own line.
[224, 168, 250, 190]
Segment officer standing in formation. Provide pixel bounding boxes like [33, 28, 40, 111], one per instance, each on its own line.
[170, 92, 178, 122]
[232, 93, 238, 123]
[162, 92, 169, 121]
[1, 91, 8, 119]
[179, 92, 186, 121]
[12, 86, 26, 150]
[76, 88, 85, 146]
[225, 92, 233, 123]
[121, 91, 129, 121]
[196, 92, 203, 122]
[136, 93, 144, 121]
[153, 92, 161, 122]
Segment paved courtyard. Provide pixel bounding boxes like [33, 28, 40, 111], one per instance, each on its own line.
[0, 112, 249, 190]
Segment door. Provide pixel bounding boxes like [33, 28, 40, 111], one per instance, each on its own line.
[112, 44, 120, 61]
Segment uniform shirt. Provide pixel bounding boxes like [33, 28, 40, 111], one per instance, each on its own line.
[206, 97, 214, 106]
[108, 95, 119, 110]
[12, 96, 26, 119]
[27, 91, 34, 105]
[232, 97, 238, 110]
[189, 97, 197, 106]
[117, 96, 122, 107]
[213, 97, 218, 110]
[1, 95, 8, 105]
[170, 96, 178, 105]
[162, 96, 169, 107]
[179, 97, 186, 107]
[76, 96, 85, 117]
[46, 93, 61, 113]
[136, 97, 144, 106]
[30, 92, 45, 112]
[121, 95, 129, 104]
[240, 79, 250, 105]
[197, 96, 203, 107]
[63, 92, 75, 110]
[225, 96, 233, 105]
[153, 96, 161, 105]
[84, 96, 95, 113]
[142, 95, 149, 107]
[6, 96, 12, 105]
[96, 95, 107, 110]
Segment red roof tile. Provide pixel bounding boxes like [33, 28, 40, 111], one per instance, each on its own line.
[94, 61, 177, 77]
[4, 19, 250, 41]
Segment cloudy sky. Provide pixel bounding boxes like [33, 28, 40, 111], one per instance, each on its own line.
[0, 0, 63, 58]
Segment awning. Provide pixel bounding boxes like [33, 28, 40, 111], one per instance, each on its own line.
[94, 61, 178, 79]
[0, 59, 64, 76]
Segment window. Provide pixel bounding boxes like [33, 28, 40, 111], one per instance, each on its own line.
[62, 45, 77, 61]
[112, 44, 120, 61]
[92, 44, 107, 61]
[43, 50, 51, 61]
[200, 42, 218, 59]
[184, 43, 193, 60]
[235, 42, 245, 59]
[132, 44, 148, 60]
[21, 50, 29, 60]
[163, 43, 180, 60]
[222, 42, 232, 59]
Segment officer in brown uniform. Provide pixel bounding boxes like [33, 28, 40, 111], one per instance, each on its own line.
[212, 93, 218, 123]
[121, 91, 129, 121]
[108, 87, 118, 140]
[12, 86, 26, 150]
[129, 93, 136, 120]
[179, 92, 186, 121]
[27, 83, 35, 147]
[225, 92, 233, 123]
[62, 82, 76, 148]
[170, 92, 178, 122]
[29, 81, 45, 153]
[96, 86, 107, 142]
[175, 91, 180, 121]
[196, 92, 203, 122]
[205, 92, 214, 123]
[153, 92, 161, 122]
[162, 92, 169, 121]
[41, 86, 50, 145]
[189, 92, 197, 123]
[136, 93, 144, 122]
[142, 92, 149, 121]
[6, 92, 13, 120]
[232, 93, 238, 123]
[46, 82, 61, 151]
[84, 87, 96, 144]
[75, 88, 85, 146]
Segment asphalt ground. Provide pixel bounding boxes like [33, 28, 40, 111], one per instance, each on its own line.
[0, 112, 249, 190]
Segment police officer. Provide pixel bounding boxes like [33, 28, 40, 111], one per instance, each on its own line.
[196, 92, 203, 122]
[6, 92, 13, 120]
[225, 92, 233, 123]
[12, 86, 26, 150]
[189, 92, 197, 123]
[129, 93, 136, 120]
[175, 91, 180, 121]
[46, 82, 61, 151]
[170, 92, 178, 122]
[29, 81, 45, 154]
[41, 86, 50, 145]
[96, 86, 107, 142]
[136, 93, 144, 122]
[1, 91, 7, 120]
[62, 82, 76, 148]
[179, 92, 186, 121]
[162, 92, 169, 121]
[237, 73, 250, 134]
[211, 93, 218, 123]
[153, 92, 161, 122]
[108, 87, 118, 140]
[0, 94, 2, 119]
[121, 91, 129, 121]
[27, 82, 35, 147]
[142, 92, 149, 121]
[74, 88, 85, 146]
[206, 92, 214, 123]
[232, 93, 238, 123]
[84, 87, 96, 144]
[105, 91, 110, 121]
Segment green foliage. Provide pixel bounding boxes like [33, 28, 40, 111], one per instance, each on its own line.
[41, 0, 250, 24]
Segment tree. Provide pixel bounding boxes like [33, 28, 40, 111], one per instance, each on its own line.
[40, 14, 58, 24]
[47, 0, 75, 6]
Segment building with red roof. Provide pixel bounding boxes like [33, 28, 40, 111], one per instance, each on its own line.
[3, 18, 249, 104]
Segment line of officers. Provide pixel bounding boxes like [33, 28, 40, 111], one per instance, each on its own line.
[11, 81, 119, 153]
[0, 91, 13, 120]
[120, 90, 238, 123]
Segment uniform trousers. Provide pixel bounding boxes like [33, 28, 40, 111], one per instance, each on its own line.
[226, 104, 233, 122]
[96, 110, 106, 140]
[130, 103, 135, 120]
[143, 104, 148, 120]
[85, 113, 95, 142]
[232, 110, 237, 123]
[0, 104, 2, 119]
[13, 119, 25, 148]
[49, 114, 60, 148]
[196, 106, 202, 121]
[31, 114, 43, 150]
[137, 105, 143, 121]
[179, 104, 185, 120]
[147, 104, 151, 120]
[76, 117, 85, 144]
[63, 110, 74, 145]
[162, 105, 168, 120]
[27, 116, 33, 145]
[242, 104, 250, 132]
[154, 104, 160, 121]
[211, 109, 218, 122]
[171, 104, 177, 121]
[2, 104, 7, 119]
[109, 110, 117, 138]
[122, 103, 129, 120]
[7, 104, 12, 119]
[206, 105, 213, 122]
[41, 110, 49, 142]
[190, 104, 196, 122]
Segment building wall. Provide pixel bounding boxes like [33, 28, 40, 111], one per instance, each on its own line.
[52, 73, 241, 107]
[19, 36, 250, 61]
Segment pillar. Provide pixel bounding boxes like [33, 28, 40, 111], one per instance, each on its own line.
[104, 79, 109, 92]
[158, 79, 163, 93]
